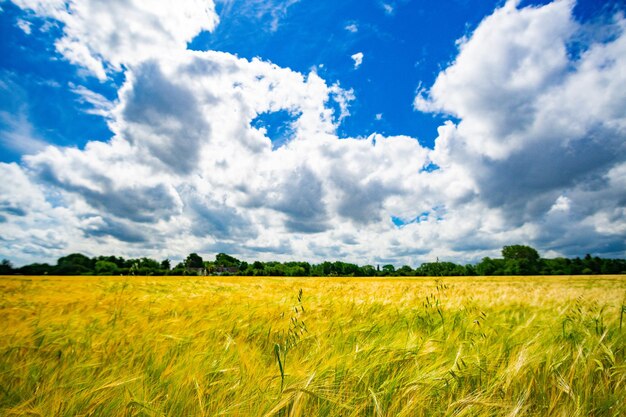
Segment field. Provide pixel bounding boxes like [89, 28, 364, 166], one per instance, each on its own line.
[1, 275, 625, 416]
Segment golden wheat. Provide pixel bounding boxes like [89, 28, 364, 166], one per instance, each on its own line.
[0, 275, 624, 416]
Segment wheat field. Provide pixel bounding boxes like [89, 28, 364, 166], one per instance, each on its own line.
[0, 275, 625, 416]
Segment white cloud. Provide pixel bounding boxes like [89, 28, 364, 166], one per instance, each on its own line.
[3, 0, 626, 265]
[549, 195, 571, 213]
[69, 83, 114, 117]
[217, 0, 301, 33]
[0, 162, 81, 265]
[0, 73, 49, 154]
[16, 18, 31, 34]
[12, 0, 219, 80]
[345, 23, 358, 33]
[415, 0, 577, 159]
[381, 2, 394, 16]
[417, 0, 626, 257]
[266, 0, 301, 32]
[351, 52, 364, 69]
[0, 109, 48, 155]
[2, 48, 434, 264]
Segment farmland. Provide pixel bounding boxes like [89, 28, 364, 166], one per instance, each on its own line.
[1, 275, 625, 416]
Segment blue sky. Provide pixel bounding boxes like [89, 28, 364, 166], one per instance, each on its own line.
[1, 0, 626, 265]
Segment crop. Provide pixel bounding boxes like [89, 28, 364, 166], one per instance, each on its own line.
[0, 275, 625, 416]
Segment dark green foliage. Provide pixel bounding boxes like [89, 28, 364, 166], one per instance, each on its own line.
[502, 245, 540, 262]
[4, 245, 626, 277]
[0, 259, 14, 275]
[464, 264, 477, 276]
[58, 253, 94, 268]
[502, 244, 541, 274]
[55, 253, 94, 275]
[396, 265, 414, 276]
[184, 253, 204, 269]
[215, 253, 241, 267]
[361, 265, 377, 276]
[415, 261, 467, 276]
[475, 257, 506, 276]
[381, 264, 396, 275]
[310, 261, 362, 276]
[17, 263, 54, 275]
[129, 258, 164, 275]
[95, 260, 119, 275]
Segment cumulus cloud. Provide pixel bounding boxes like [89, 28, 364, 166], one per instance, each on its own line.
[351, 52, 364, 69]
[415, 0, 577, 158]
[3, 0, 626, 266]
[416, 0, 626, 257]
[12, 0, 219, 80]
[3, 46, 430, 264]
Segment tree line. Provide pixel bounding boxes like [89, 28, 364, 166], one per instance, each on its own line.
[1, 245, 625, 277]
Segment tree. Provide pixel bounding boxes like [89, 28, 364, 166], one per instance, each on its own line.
[0, 259, 14, 275]
[124, 257, 161, 275]
[169, 262, 186, 276]
[19, 263, 54, 275]
[215, 253, 241, 267]
[475, 257, 503, 276]
[361, 265, 377, 276]
[502, 245, 540, 263]
[464, 264, 477, 276]
[540, 257, 564, 275]
[397, 265, 414, 276]
[160, 259, 171, 270]
[57, 253, 93, 268]
[416, 262, 465, 276]
[185, 253, 204, 269]
[381, 264, 395, 275]
[502, 245, 540, 275]
[55, 253, 94, 275]
[95, 260, 119, 275]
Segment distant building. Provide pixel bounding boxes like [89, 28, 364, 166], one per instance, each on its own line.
[214, 266, 239, 275]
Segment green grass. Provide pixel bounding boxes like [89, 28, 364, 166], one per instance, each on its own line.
[0, 275, 625, 416]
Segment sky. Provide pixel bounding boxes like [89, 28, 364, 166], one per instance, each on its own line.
[1, 0, 625, 266]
